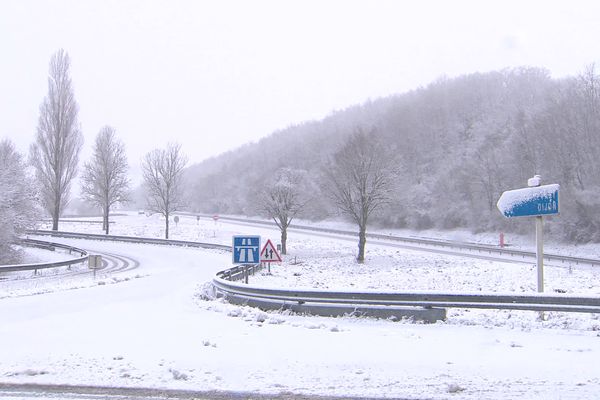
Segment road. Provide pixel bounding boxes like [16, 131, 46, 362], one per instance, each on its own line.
[200, 215, 591, 269]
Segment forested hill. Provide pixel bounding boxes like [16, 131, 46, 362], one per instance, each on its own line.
[184, 67, 600, 242]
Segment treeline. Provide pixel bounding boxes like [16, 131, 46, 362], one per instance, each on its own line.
[185, 67, 600, 242]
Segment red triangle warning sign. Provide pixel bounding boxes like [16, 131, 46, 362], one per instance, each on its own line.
[260, 239, 282, 263]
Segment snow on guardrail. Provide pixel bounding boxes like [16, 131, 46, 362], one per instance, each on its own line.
[0, 238, 88, 273]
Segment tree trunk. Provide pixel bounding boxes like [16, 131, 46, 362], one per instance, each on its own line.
[281, 227, 287, 255]
[165, 212, 170, 239]
[357, 224, 367, 263]
[52, 202, 60, 231]
[104, 205, 110, 235]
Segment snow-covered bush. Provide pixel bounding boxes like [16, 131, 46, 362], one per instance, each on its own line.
[0, 139, 40, 264]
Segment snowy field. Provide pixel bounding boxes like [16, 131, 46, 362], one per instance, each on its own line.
[1, 212, 599, 399]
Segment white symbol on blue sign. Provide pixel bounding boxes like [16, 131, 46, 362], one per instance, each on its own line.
[232, 236, 261, 264]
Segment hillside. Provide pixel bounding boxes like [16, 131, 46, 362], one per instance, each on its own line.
[184, 67, 600, 242]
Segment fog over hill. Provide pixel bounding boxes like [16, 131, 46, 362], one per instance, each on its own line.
[184, 67, 600, 242]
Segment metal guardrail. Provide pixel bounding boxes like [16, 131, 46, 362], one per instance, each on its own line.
[27, 230, 231, 251]
[212, 271, 600, 314]
[41, 218, 114, 224]
[1, 238, 88, 273]
[216, 264, 263, 282]
[194, 214, 600, 266]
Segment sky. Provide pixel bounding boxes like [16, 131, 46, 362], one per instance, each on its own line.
[1, 0, 600, 184]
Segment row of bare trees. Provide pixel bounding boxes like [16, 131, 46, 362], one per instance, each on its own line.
[40, 50, 187, 239]
[27, 49, 131, 236]
[1, 49, 189, 263]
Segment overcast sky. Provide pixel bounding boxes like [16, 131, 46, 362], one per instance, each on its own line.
[1, 0, 600, 183]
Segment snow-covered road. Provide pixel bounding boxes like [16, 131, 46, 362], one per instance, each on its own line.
[1, 215, 600, 399]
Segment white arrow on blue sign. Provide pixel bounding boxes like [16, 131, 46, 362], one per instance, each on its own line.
[232, 235, 261, 264]
[497, 184, 560, 218]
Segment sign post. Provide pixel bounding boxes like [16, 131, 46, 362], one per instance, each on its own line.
[497, 175, 559, 293]
[88, 254, 103, 279]
[536, 214, 544, 292]
[212, 215, 219, 238]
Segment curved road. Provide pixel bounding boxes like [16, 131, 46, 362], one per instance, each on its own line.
[0, 240, 141, 300]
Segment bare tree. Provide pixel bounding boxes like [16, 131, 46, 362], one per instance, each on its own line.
[325, 129, 397, 263]
[29, 49, 83, 230]
[260, 168, 309, 255]
[141, 143, 188, 239]
[0, 140, 40, 264]
[81, 126, 130, 234]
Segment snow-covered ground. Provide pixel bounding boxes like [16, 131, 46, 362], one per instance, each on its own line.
[1, 212, 599, 399]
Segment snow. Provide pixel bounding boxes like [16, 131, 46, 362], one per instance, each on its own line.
[1, 212, 600, 399]
[527, 175, 542, 187]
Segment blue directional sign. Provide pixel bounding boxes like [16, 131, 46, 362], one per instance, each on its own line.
[232, 235, 261, 264]
[497, 184, 559, 218]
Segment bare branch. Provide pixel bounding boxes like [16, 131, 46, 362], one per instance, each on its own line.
[258, 168, 309, 254]
[29, 49, 83, 230]
[141, 143, 188, 239]
[80, 126, 130, 234]
[324, 128, 397, 262]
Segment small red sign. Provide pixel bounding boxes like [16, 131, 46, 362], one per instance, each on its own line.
[212, 215, 219, 221]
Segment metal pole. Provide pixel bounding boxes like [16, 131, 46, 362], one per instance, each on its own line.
[536, 216, 544, 292]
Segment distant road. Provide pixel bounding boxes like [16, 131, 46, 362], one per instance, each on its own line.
[0, 383, 414, 400]
[191, 214, 600, 267]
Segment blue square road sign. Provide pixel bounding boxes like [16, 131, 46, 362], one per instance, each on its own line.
[232, 236, 261, 264]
